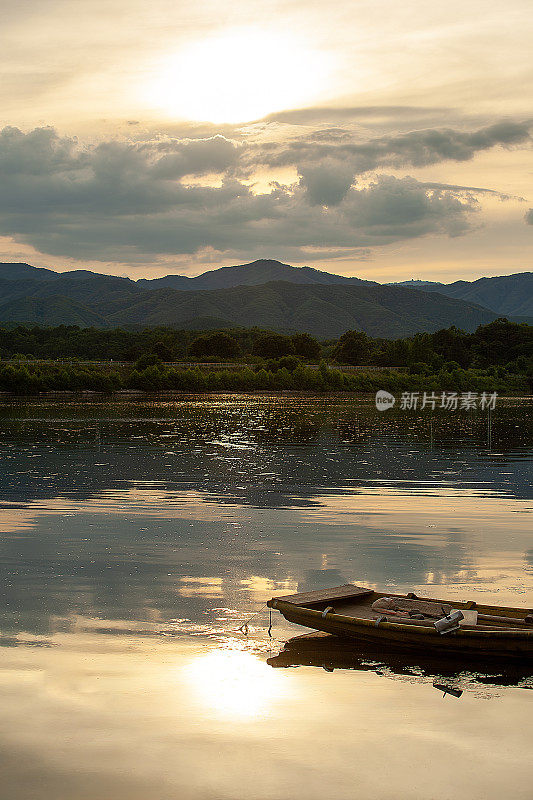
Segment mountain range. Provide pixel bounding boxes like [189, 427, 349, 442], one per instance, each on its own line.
[136, 259, 371, 291]
[0, 259, 530, 338]
[391, 273, 533, 318]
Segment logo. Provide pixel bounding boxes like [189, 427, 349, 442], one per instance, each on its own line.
[375, 390, 395, 411]
[374, 390, 497, 412]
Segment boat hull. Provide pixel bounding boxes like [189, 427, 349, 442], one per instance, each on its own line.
[269, 597, 533, 659]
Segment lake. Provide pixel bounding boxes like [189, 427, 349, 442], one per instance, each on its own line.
[0, 396, 531, 800]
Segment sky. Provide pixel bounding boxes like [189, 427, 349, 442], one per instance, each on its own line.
[0, 0, 531, 281]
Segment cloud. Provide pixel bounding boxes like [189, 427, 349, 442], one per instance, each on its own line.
[298, 158, 355, 205]
[250, 120, 532, 173]
[148, 135, 242, 178]
[525, 208, 533, 224]
[375, 121, 531, 167]
[0, 126, 82, 175]
[0, 119, 526, 264]
[340, 176, 477, 240]
[259, 106, 452, 126]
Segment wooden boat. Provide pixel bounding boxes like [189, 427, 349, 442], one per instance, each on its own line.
[267, 584, 533, 659]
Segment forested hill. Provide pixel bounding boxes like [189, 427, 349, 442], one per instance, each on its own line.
[0, 260, 530, 336]
[0, 274, 498, 338]
[391, 272, 533, 317]
[137, 258, 373, 291]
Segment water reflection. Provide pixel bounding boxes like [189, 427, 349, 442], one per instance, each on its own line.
[0, 398, 531, 639]
[0, 397, 531, 800]
[0, 632, 531, 800]
[268, 633, 533, 696]
[184, 645, 292, 720]
[0, 398, 531, 509]
[0, 486, 530, 637]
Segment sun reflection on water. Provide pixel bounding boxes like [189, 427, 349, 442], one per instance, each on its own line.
[182, 646, 291, 721]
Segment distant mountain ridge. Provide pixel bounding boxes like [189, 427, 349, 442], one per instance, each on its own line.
[391, 272, 533, 316]
[136, 258, 373, 291]
[0, 259, 528, 337]
[0, 269, 497, 338]
[106, 281, 498, 338]
[0, 263, 59, 282]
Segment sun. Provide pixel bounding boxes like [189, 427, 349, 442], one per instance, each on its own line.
[146, 28, 333, 124]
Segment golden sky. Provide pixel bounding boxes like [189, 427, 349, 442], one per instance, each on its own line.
[0, 0, 531, 280]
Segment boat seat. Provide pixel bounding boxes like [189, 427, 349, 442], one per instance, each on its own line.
[372, 597, 452, 619]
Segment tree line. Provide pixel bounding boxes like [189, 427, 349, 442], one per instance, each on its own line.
[0, 318, 530, 369]
[0, 318, 530, 394]
[0, 326, 322, 362]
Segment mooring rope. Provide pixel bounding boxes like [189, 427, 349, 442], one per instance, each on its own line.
[237, 603, 269, 636]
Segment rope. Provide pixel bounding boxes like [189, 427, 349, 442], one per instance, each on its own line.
[237, 603, 269, 636]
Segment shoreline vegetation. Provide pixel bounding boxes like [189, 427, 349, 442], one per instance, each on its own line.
[0, 319, 530, 396]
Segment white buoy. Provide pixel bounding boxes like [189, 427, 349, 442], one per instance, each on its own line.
[434, 610, 464, 635]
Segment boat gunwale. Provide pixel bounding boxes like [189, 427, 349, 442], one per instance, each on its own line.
[269, 597, 533, 640]
[269, 586, 533, 618]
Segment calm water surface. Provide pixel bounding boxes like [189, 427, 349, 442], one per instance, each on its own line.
[0, 396, 532, 800]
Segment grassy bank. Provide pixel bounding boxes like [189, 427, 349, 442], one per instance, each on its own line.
[0, 359, 528, 396]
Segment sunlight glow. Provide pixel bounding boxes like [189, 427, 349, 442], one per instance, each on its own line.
[146, 29, 333, 123]
[183, 647, 291, 720]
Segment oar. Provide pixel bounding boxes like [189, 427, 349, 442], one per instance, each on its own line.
[477, 613, 533, 626]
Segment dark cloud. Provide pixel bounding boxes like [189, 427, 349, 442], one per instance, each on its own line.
[420, 181, 512, 198]
[525, 208, 533, 224]
[298, 158, 355, 205]
[374, 121, 531, 166]
[0, 118, 527, 263]
[305, 128, 353, 143]
[148, 135, 242, 178]
[249, 121, 531, 173]
[0, 126, 82, 175]
[259, 105, 451, 125]
[341, 176, 476, 239]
